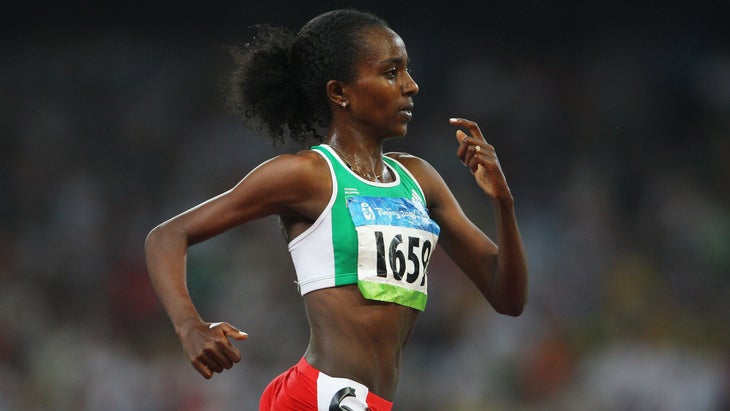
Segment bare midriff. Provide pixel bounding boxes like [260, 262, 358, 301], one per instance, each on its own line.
[302, 284, 419, 400]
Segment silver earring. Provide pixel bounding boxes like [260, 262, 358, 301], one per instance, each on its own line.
[341, 102, 347, 108]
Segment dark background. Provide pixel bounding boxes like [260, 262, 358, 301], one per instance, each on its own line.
[2, 1, 728, 410]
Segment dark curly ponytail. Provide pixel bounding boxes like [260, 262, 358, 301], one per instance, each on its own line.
[225, 9, 388, 146]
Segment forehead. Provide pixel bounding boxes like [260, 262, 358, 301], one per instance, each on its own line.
[357, 26, 408, 64]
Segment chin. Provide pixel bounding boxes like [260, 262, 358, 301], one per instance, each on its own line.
[381, 122, 409, 140]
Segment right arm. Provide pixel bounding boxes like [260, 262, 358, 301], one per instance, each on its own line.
[144, 151, 329, 378]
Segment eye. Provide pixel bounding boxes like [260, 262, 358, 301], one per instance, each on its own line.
[384, 68, 398, 78]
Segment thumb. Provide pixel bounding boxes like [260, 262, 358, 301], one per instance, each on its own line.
[221, 323, 249, 340]
[455, 129, 468, 144]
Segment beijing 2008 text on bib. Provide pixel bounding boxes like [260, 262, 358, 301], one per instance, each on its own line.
[347, 196, 440, 311]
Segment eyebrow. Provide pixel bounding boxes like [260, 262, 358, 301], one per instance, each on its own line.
[378, 57, 408, 66]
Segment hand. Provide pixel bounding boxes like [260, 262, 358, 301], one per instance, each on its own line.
[450, 117, 513, 201]
[178, 320, 249, 379]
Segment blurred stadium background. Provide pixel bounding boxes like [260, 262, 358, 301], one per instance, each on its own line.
[1, 1, 728, 410]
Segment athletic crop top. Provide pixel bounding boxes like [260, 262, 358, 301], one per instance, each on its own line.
[288, 144, 440, 311]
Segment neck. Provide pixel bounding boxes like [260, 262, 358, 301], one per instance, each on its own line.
[325, 132, 389, 182]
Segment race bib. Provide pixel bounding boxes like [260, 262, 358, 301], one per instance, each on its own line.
[347, 196, 440, 311]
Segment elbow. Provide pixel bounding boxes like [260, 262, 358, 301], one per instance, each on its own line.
[494, 296, 527, 317]
[144, 225, 162, 255]
[495, 304, 524, 317]
[145, 223, 173, 257]
[145, 222, 190, 262]
[492, 269, 528, 317]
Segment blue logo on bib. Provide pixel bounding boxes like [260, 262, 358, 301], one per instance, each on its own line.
[347, 196, 440, 235]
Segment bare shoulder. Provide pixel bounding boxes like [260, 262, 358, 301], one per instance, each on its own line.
[252, 148, 329, 185]
[385, 151, 440, 182]
[384, 151, 420, 162]
[385, 151, 448, 208]
[226, 147, 331, 220]
[267, 148, 326, 171]
[263, 148, 330, 189]
[385, 151, 436, 173]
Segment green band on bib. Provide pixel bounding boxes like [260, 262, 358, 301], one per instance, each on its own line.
[358, 281, 427, 311]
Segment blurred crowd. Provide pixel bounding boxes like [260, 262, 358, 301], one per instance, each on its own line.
[1, 3, 728, 410]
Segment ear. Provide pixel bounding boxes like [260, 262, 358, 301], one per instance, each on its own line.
[326, 80, 348, 108]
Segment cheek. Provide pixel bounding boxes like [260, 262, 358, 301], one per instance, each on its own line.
[356, 95, 388, 117]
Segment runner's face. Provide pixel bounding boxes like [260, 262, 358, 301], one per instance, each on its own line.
[344, 27, 419, 139]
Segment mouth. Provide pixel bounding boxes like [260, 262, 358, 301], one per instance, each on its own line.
[398, 103, 414, 119]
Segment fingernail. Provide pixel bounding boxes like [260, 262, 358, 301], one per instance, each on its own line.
[449, 118, 458, 122]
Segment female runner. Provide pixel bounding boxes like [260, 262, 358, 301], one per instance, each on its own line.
[145, 9, 528, 411]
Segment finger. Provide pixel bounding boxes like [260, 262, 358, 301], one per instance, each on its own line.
[221, 323, 249, 341]
[204, 322, 246, 366]
[457, 131, 484, 169]
[465, 145, 479, 171]
[204, 340, 235, 372]
[454, 127, 468, 144]
[456, 130, 470, 159]
[467, 151, 482, 174]
[201, 349, 227, 372]
[221, 342, 242, 364]
[220, 324, 246, 363]
[449, 117, 486, 142]
[192, 358, 214, 379]
[451, 119, 472, 150]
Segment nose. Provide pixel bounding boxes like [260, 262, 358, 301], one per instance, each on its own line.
[403, 70, 419, 96]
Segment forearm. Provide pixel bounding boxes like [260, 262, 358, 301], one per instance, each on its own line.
[490, 197, 528, 316]
[145, 225, 204, 334]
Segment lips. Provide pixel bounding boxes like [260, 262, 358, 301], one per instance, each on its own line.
[398, 103, 414, 119]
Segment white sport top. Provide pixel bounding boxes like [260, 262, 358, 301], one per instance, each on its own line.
[287, 144, 440, 311]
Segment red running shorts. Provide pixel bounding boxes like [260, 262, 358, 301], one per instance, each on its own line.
[259, 357, 393, 411]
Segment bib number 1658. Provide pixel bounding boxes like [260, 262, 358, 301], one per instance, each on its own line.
[374, 231, 432, 286]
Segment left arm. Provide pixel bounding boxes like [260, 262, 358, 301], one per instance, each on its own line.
[393, 118, 528, 316]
